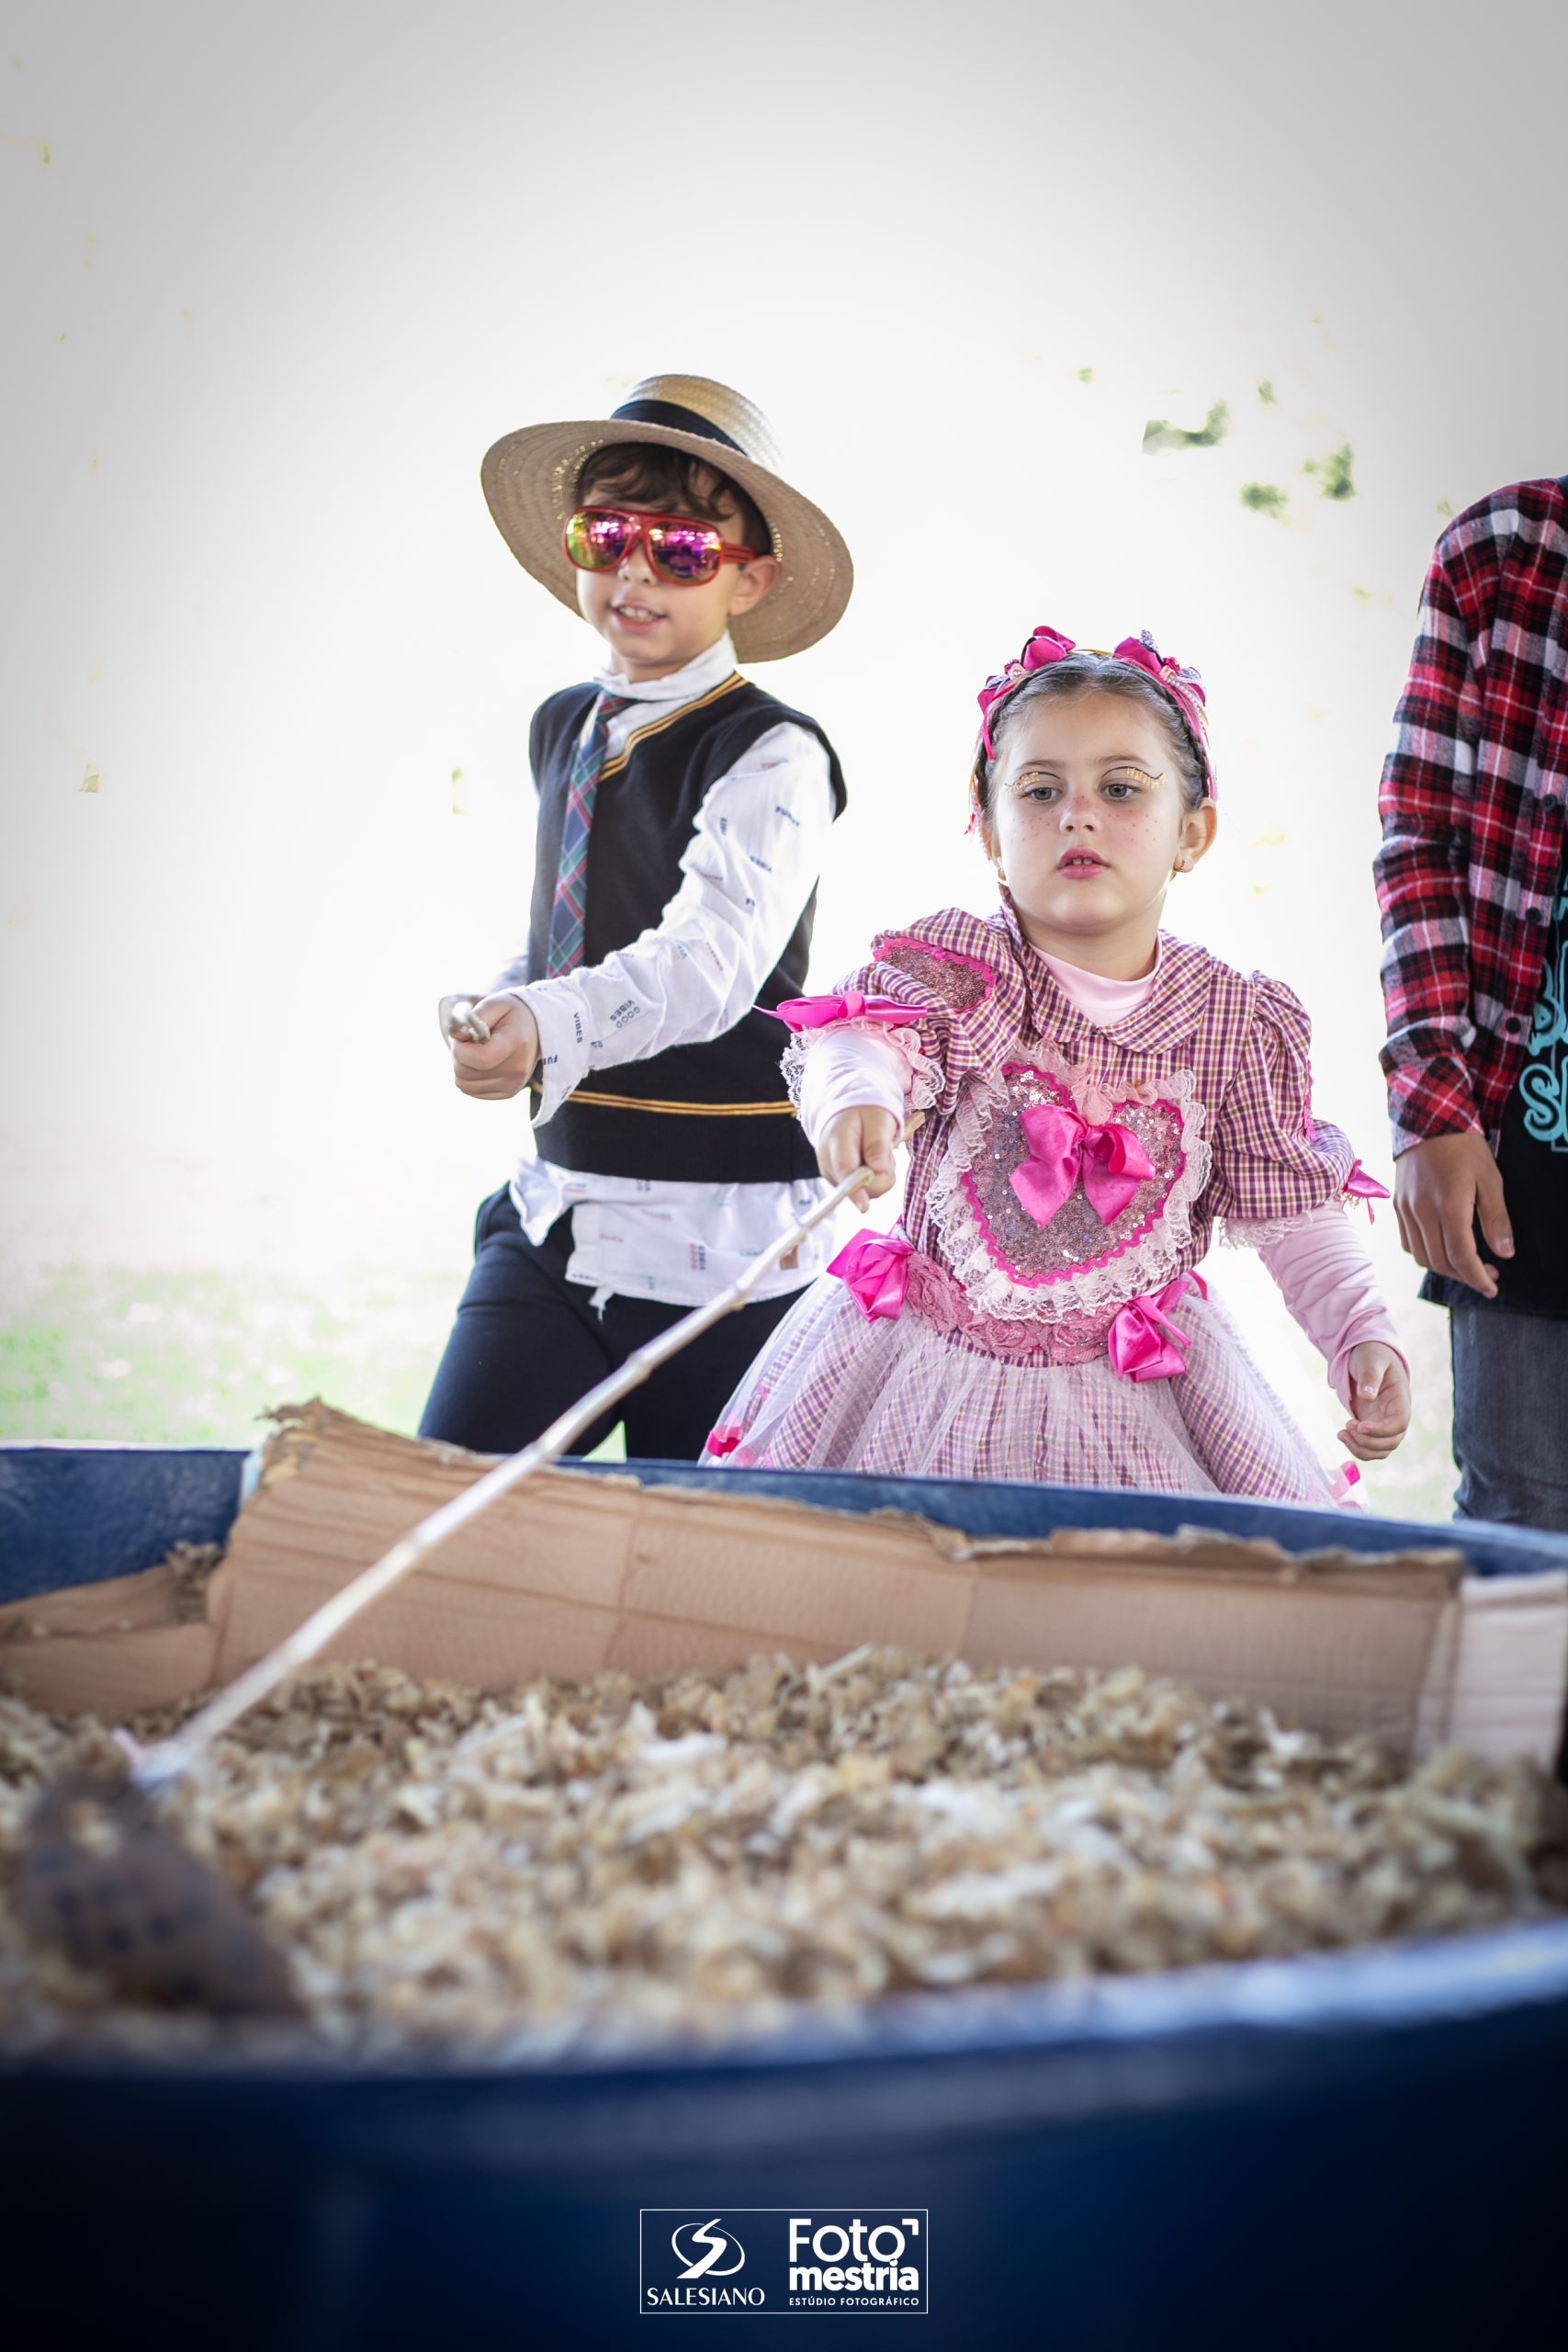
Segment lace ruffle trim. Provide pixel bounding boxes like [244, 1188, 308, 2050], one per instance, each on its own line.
[782, 1021, 943, 1117]
[1219, 1211, 1319, 1250]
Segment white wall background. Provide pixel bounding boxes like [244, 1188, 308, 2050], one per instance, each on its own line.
[4, 0, 1565, 1492]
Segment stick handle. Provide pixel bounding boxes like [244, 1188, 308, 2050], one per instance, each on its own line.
[133, 1158, 885, 1788]
[446, 999, 491, 1045]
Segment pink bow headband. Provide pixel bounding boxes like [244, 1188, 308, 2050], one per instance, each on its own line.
[973, 625, 1216, 801]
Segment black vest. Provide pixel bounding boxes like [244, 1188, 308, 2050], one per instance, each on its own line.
[525, 673, 847, 1182]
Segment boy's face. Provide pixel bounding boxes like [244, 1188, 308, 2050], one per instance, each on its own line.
[572, 462, 780, 681]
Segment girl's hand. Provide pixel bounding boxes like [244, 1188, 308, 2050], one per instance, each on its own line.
[439, 992, 540, 1100]
[818, 1105, 900, 1213]
[1339, 1344, 1411, 1461]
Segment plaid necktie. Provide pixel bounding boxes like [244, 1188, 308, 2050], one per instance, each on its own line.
[545, 691, 632, 977]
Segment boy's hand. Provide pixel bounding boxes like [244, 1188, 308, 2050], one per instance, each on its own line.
[1338, 1344, 1411, 1461]
[438, 992, 540, 1100]
[818, 1105, 900, 1213]
[1393, 1131, 1513, 1297]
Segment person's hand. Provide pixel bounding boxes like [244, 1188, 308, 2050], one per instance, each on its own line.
[1338, 1344, 1411, 1461]
[437, 991, 540, 1100]
[1393, 1130, 1513, 1297]
[818, 1105, 900, 1212]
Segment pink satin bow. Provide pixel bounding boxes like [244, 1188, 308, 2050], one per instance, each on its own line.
[770, 990, 917, 1033]
[976, 626, 1077, 755]
[829, 1227, 914, 1321]
[1110, 634, 1214, 797]
[1109, 634, 1205, 710]
[1009, 1101, 1156, 1227]
[1108, 1271, 1208, 1382]
[973, 624, 1215, 799]
[705, 1422, 759, 1464]
[1343, 1159, 1391, 1222]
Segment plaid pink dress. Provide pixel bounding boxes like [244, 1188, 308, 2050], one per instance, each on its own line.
[705, 908, 1365, 1502]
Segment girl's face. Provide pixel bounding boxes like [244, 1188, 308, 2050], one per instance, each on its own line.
[982, 689, 1217, 976]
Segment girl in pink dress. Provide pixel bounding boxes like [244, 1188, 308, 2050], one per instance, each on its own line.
[703, 628, 1411, 1500]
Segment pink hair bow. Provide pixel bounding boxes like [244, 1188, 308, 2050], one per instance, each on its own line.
[769, 990, 918, 1033]
[971, 623, 1216, 800]
[829, 1227, 914, 1321]
[976, 626, 1077, 756]
[1110, 633, 1205, 703]
[1108, 1271, 1208, 1383]
[1010, 1101, 1155, 1228]
[1343, 1159, 1391, 1222]
[1111, 633, 1214, 798]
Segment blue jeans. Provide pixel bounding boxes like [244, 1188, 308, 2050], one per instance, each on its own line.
[1450, 1302, 1568, 1532]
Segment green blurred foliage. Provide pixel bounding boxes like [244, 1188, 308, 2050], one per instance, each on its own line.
[1303, 440, 1356, 501]
[1142, 401, 1231, 454]
[1240, 481, 1290, 520]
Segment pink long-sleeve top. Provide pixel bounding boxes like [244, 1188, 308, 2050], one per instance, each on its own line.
[797, 943, 1404, 1408]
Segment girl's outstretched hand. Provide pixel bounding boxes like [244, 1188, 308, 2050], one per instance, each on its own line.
[818, 1105, 900, 1213]
[1339, 1344, 1412, 1461]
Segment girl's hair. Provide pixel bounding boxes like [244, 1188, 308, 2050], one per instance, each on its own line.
[972, 652, 1209, 824]
[575, 444, 771, 556]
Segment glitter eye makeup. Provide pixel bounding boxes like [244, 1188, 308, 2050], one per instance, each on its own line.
[1010, 764, 1165, 798]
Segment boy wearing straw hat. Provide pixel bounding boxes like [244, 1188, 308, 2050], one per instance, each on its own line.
[419, 374, 854, 1459]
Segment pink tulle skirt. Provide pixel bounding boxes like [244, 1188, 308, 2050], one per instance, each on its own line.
[704, 1273, 1341, 1503]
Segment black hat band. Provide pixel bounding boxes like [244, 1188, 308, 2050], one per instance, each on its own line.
[610, 398, 747, 456]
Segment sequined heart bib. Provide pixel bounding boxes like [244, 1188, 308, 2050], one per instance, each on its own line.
[928, 1054, 1208, 1327]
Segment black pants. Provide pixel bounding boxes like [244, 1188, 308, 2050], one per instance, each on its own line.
[418, 1189, 802, 1460]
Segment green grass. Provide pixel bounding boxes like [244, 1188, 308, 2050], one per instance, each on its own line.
[0, 1262, 454, 1442]
[0, 1261, 622, 1460]
[0, 1258, 1446, 1517]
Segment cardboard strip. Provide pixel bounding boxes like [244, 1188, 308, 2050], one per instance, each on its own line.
[1445, 1574, 1568, 1763]
[201, 1408, 1495, 1757]
[0, 1623, 219, 1716]
[3, 1405, 1563, 1766]
[0, 1560, 184, 1641]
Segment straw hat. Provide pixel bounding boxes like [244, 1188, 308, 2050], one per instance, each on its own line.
[479, 374, 854, 663]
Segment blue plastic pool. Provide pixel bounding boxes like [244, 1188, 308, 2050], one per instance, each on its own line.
[2, 1442, 1565, 2351]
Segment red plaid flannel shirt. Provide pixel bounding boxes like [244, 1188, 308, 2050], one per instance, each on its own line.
[1375, 478, 1568, 1153]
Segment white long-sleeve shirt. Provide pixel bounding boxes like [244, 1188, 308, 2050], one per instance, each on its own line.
[493, 633, 850, 1306]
